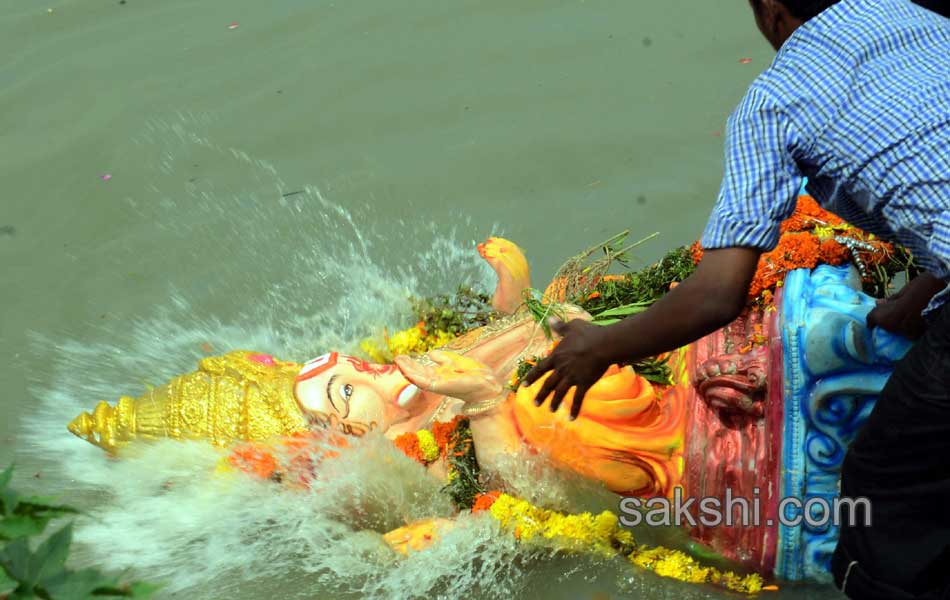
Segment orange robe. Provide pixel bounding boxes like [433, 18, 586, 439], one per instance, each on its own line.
[511, 354, 689, 498]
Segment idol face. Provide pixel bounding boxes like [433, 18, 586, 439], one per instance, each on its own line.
[293, 353, 426, 431]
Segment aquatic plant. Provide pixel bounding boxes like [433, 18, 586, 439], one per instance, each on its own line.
[0, 465, 158, 599]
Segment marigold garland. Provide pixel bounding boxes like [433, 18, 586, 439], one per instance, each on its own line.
[479, 492, 767, 595]
[393, 416, 467, 467]
[417, 429, 440, 463]
[393, 430, 426, 464]
[361, 321, 458, 364]
[472, 490, 502, 513]
[690, 194, 907, 301]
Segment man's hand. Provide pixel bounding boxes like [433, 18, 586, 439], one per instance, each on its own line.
[523, 318, 613, 420]
[867, 272, 947, 340]
[523, 246, 761, 420]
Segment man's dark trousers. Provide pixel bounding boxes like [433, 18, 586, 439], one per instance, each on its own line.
[832, 302, 950, 599]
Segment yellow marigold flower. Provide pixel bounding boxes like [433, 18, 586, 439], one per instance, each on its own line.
[719, 572, 765, 594]
[388, 326, 427, 356]
[613, 528, 636, 552]
[593, 511, 618, 539]
[487, 494, 765, 595]
[385, 324, 458, 358]
[417, 429, 440, 463]
[429, 329, 457, 348]
[652, 550, 695, 580]
[360, 337, 393, 364]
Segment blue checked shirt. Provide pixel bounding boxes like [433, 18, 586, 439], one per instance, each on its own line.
[701, 0, 950, 312]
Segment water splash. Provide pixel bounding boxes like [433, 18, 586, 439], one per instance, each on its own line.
[13, 113, 830, 600]
[23, 111, 496, 461]
[15, 112, 538, 597]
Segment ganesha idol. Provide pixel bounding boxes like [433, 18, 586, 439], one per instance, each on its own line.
[67, 195, 915, 586]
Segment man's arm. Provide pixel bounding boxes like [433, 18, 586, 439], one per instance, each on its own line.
[526, 247, 761, 419]
[598, 247, 761, 363]
[527, 85, 799, 419]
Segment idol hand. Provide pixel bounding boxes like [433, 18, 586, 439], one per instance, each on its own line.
[394, 350, 504, 404]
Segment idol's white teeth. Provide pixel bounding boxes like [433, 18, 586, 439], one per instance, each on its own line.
[397, 384, 420, 407]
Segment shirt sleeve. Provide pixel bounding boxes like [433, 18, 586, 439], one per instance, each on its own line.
[701, 86, 802, 251]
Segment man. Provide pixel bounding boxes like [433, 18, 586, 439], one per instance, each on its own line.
[525, 1, 950, 598]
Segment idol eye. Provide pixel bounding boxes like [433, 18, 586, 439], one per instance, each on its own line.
[335, 383, 354, 419]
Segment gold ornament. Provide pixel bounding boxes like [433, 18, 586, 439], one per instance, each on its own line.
[67, 351, 309, 453]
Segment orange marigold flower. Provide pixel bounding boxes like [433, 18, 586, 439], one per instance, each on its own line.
[431, 416, 464, 454]
[796, 194, 823, 215]
[745, 232, 820, 299]
[779, 214, 811, 234]
[689, 240, 704, 265]
[394, 431, 425, 464]
[472, 490, 503, 513]
[797, 194, 846, 225]
[818, 239, 850, 264]
[862, 240, 896, 268]
[229, 444, 279, 480]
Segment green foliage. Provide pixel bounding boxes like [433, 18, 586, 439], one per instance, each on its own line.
[410, 285, 497, 336]
[626, 356, 673, 387]
[0, 465, 159, 600]
[0, 467, 78, 546]
[863, 244, 921, 298]
[509, 356, 543, 391]
[441, 420, 483, 511]
[577, 245, 697, 315]
[521, 289, 565, 339]
[570, 247, 693, 387]
[588, 301, 652, 326]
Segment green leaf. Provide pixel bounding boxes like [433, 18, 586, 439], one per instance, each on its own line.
[0, 465, 13, 492]
[592, 318, 622, 326]
[31, 523, 73, 584]
[0, 465, 19, 523]
[18, 501, 80, 521]
[9, 587, 41, 600]
[0, 464, 158, 600]
[0, 538, 35, 587]
[127, 581, 162, 598]
[44, 567, 118, 599]
[0, 566, 15, 594]
[593, 303, 651, 319]
[0, 515, 48, 541]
